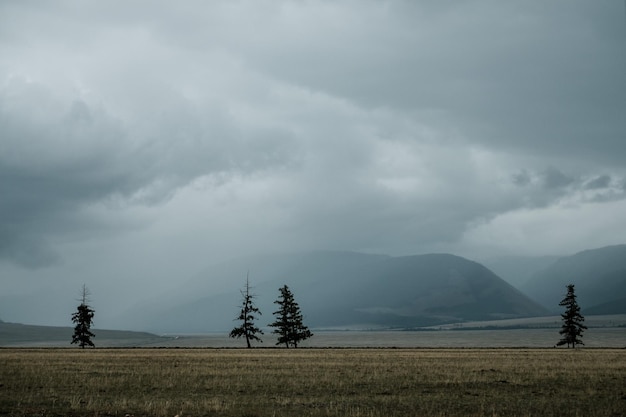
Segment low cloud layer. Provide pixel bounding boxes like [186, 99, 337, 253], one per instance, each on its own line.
[1, 1, 625, 324]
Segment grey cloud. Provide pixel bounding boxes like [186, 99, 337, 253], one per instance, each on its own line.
[512, 170, 532, 187]
[0, 77, 296, 267]
[584, 175, 611, 190]
[507, 168, 626, 209]
[0, 0, 624, 274]
[506, 167, 626, 207]
[541, 167, 575, 190]
[0, 234, 59, 269]
[239, 1, 626, 165]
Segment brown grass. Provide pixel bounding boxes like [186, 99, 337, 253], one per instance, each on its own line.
[0, 348, 624, 416]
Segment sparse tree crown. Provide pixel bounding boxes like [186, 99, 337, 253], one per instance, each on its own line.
[229, 275, 263, 348]
[557, 284, 586, 348]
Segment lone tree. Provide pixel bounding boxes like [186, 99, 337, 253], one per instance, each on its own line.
[269, 285, 313, 348]
[71, 284, 95, 348]
[557, 284, 587, 348]
[229, 274, 263, 348]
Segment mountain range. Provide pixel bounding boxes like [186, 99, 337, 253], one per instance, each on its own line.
[3, 245, 624, 334]
[0, 319, 163, 347]
[128, 245, 626, 333]
[520, 244, 626, 315]
[123, 251, 549, 333]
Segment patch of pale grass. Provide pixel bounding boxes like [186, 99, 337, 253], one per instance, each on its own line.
[0, 348, 624, 416]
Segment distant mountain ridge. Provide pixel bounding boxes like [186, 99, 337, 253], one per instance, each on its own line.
[128, 251, 548, 332]
[481, 255, 561, 288]
[7, 246, 623, 335]
[0, 321, 163, 347]
[312, 253, 549, 329]
[521, 245, 626, 314]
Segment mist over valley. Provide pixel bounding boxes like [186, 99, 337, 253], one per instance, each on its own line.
[1, 2, 625, 349]
[3, 245, 625, 347]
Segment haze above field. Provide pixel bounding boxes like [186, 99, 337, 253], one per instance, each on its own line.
[1, 2, 625, 329]
[2, 246, 625, 333]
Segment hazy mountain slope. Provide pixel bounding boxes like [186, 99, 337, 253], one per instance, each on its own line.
[585, 298, 626, 315]
[521, 245, 626, 313]
[181, 251, 391, 298]
[0, 321, 164, 347]
[135, 251, 548, 333]
[128, 251, 390, 332]
[313, 254, 549, 327]
[480, 255, 561, 288]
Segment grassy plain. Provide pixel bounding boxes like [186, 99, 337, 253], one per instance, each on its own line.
[0, 348, 624, 417]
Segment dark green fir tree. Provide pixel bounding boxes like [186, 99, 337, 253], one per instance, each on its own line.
[556, 284, 586, 348]
[71, 284, 95, 348]
[269, 285, 313, 348]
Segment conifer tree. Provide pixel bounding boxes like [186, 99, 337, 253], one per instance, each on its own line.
[229, 275, 263, 348]
[71, 284, 95, 348]
[557, 284, 586, 348]
[269, 285, 313, 348]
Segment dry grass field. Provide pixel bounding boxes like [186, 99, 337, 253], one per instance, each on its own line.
[0, 348, 624, 417]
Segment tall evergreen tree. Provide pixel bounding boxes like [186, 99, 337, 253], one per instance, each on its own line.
[269, 285, 313, 348]
[557, 284, 586, 348]
[229, 275, 263, 348]
[71, 284, 95, 348]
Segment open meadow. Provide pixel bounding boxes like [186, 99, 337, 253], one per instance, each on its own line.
[0, 348, 624, 417]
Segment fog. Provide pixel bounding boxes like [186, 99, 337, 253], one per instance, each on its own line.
[1, 1, 625, 328]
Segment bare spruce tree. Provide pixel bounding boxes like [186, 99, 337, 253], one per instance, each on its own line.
[269, 285, 313, 348]
[71, 284, 95, 348]
[229, 274, 263, 348]
[557, 284, 586, 348]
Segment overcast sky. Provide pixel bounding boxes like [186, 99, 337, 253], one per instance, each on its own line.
[1, 1, 625, 324]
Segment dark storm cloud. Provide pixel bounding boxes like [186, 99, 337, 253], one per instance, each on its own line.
[512, 170, 532, 187]
[0, 0, 625, 273]
[0, 80, 130, 265]
[0, 76, 295, 266]
[541, 168, 575, 190]
[242, 1, 626, 165]
[584, 175, 611, 190]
